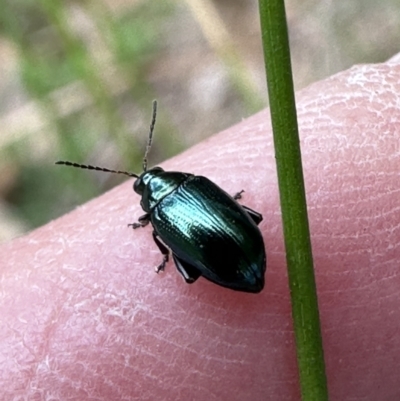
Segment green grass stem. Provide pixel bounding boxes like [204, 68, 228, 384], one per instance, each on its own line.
[258, 0, 329, 399]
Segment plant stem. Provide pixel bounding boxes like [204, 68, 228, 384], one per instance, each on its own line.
[258, 0, 329, 399]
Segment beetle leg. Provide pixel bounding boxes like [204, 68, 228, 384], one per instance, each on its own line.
[232, 190, 263, 225]
[128, 213, 150, 229]
[152, 231, 170, 273]
[172, 254, 202, 284]
[233, 190, 245, 200]
[241, 205, 263, 225]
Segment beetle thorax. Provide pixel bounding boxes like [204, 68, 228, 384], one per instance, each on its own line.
[134, 168, 191, 212]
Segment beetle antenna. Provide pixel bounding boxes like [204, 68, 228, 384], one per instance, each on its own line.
[55, 161, 139, 178]
[142, 100, 157, 172]
[56, 101, 158, 177]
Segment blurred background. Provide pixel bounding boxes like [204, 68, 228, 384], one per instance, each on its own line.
[0, 0, 398, 242]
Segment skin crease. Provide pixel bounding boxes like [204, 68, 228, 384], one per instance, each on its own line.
[1, 55, 400, 400]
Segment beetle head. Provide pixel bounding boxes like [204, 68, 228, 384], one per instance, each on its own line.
[133, 167, 164, 196]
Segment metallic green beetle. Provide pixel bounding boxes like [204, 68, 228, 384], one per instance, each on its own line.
[57, 101, 266, 293]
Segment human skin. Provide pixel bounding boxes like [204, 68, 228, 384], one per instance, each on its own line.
[1, 55, 400, 400]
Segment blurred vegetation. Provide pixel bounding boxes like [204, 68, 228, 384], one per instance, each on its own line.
[0, 0, 399, 241]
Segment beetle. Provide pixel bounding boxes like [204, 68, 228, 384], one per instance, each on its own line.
[56, 101, 266, 293]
